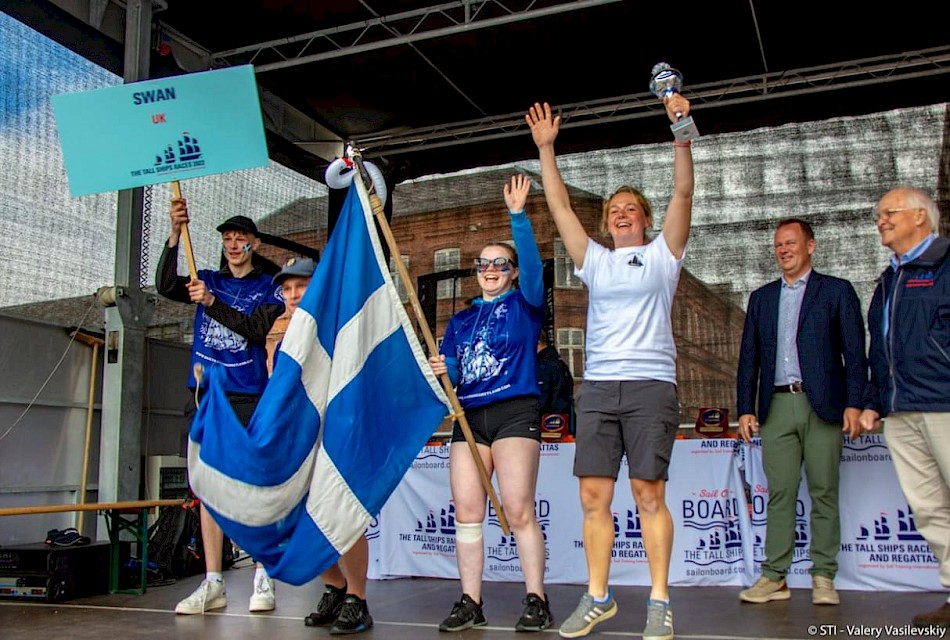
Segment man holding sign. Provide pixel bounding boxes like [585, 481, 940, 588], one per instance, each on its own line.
[156, 199, 284, 614]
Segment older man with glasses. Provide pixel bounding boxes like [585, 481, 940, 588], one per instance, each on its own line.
[860, 187, 950, 630]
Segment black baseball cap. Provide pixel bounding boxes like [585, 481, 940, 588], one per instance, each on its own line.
[216, 215, 259, 235]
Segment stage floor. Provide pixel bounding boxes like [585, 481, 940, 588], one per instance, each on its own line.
[0, 561, 943, 640]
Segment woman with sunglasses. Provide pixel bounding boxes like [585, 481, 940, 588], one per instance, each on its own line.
[429, 174, 552, 633]
[526, 95, 694, 640]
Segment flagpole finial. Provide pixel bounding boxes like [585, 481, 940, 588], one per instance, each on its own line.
[324, 141, 388, 206]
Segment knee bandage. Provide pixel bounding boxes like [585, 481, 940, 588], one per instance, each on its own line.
[455, 521, 483, 543]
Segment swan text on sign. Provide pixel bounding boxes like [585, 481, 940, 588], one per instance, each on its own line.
[133, 87, 176, 105]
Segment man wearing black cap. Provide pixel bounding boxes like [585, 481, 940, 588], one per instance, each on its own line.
[156, 198, 284, 614]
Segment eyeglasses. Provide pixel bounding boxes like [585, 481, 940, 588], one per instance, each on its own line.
[474, 256, 514, 271]
[874, 207, 922, 221]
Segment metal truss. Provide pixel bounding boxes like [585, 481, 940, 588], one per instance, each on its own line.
[211, 0, 623, 73]
[353, 45, 950, 158]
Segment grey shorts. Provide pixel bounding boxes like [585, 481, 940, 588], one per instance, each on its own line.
[573, 380, 679, 480]
[452, 396, 541, 445]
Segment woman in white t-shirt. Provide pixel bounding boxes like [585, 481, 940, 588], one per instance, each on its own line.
[526, 95, 694, 640]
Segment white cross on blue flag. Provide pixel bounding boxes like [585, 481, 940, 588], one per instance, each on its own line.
[188, 178, 450, 585]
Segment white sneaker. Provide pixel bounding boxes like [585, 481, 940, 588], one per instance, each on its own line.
[175, 579, 227, 615]
[249, 574, 276, 612]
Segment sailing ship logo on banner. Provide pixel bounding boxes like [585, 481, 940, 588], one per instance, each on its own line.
[142, 132, 205, 176]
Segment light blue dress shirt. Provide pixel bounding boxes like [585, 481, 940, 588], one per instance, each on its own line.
[774, 270, 810, 386]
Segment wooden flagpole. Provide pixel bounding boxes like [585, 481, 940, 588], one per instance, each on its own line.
[69, 329, 105, 535]
[351, 154, 511, 537]
[171, 181, 199, 281]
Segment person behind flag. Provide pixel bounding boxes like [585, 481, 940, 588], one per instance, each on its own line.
[266, 256, 374, 635]
[184, 177, 450, 595]
[428, 174, 552, 632]
[156, 200, 284, 615]
[536, 332, 575, 430]
[526, 95, 694, 640]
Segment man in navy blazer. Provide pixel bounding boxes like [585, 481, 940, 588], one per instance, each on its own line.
[736, 218, 867, 607]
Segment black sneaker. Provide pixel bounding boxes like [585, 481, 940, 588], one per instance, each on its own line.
[304, 583, 347, 626]
[330, 595, 374, 635]
[439, 594, 487, 632]
[516, 592, 553, 632]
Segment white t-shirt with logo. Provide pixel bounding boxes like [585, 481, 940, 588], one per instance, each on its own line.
[575, 234, 684, 383]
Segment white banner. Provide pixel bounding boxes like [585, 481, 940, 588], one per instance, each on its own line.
[737, 434, 940, 591]
[667, 438, 754, 586]
[372, 436, 938, 591]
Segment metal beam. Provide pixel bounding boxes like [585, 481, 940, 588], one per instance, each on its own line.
[89, 0, 109, 28]
[98, 0, 155, 517]
[211, 0, 624, 73]
[350, 45, 950, 157]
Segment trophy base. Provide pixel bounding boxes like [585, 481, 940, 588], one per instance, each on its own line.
[671, 116, 700, 142]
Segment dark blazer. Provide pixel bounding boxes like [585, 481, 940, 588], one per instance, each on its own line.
[737, 270, 867, 424]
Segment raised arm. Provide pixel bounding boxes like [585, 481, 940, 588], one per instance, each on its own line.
[526, 102, 590, 268]
[661, 94, 694, 259]
[155, 198, 194, 302]
[504, 175, 544, 308]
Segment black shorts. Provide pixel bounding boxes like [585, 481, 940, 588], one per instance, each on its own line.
[451, 396, 541, 445]
[181, 392, 261, 455]
[573, 380, 679, 480]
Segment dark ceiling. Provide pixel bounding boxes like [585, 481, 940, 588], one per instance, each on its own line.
[9, 0, 950, 183]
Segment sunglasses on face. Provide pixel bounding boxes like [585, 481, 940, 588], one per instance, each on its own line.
[474, 256, 514, 271]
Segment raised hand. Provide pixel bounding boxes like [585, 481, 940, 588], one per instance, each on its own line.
[526, 102, 561, 149]
[504, 174, 531, 212]
[664, 93, 690, 124]
[169, 198, 189, 234]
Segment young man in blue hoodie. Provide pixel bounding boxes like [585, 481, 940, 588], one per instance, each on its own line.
[156, 198, 283, 614]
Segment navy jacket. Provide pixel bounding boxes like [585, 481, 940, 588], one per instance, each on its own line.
[864, 236, 950, 415]
[737, 270, 867, 424]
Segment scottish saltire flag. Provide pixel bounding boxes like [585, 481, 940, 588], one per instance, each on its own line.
[187, 177, 451, 585]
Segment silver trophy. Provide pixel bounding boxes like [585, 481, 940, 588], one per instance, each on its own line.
[650, 62, 699, 142]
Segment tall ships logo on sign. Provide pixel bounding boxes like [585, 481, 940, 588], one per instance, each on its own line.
[610, 508, 648, 564]
[132, 131, 205, 178]
[486, 499, 552, 573]
[850, 506, 934, 565]
[681, 487, 745, 577]
[403, 500, 456, 558]
[841, 435, 936, 571]
[397, 446, 456, 559]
